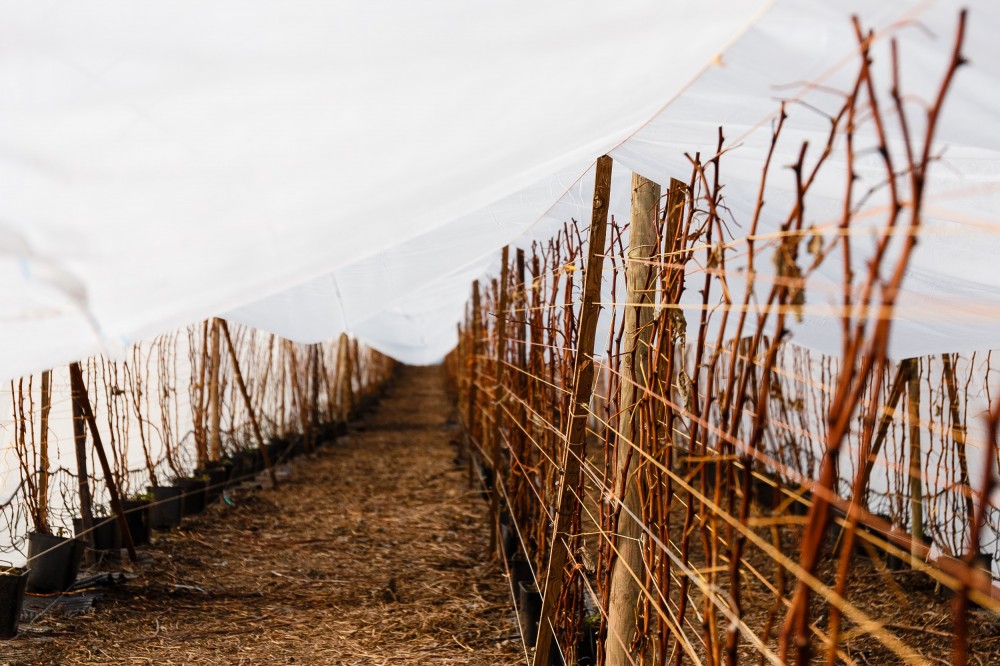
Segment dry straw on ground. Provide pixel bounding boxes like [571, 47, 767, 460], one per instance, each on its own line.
[2, 365, 522, 665]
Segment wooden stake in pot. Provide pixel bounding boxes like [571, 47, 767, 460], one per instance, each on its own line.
[38, 370, 52, 533]
[907, 359, 924, 558]
[71, 383, 96, 563]
[605, 171, 661, 666]
[468, 281, 483, 486]
[68, 362, 137, 563]
[533, 155, 613, 666]
[208, 317, 223, 462]
[219, 320, 279, 489]
[489, 246, 511, 558]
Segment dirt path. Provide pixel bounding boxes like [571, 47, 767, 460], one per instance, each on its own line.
[7, 365, 522, 665]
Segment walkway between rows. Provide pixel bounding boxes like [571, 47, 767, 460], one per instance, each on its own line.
[13, 365, 521, 665]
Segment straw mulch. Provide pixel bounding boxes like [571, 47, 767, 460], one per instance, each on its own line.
[4, 365, 523, 665]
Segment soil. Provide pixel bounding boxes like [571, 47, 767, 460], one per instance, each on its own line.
[1, 365, 522, 665]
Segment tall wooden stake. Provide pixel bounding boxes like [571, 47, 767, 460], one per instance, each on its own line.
[38, 369, 52, 532]
[310, 344, 321, 451]
[606, 172, 661, 666]
[208, 317, 223, 462]
[286, 342, 306, 440]
[68, 363, 137, 562]
[856, 358, 916, 503]
[71, 389, 96, 563]
[533, 155, 613, 666]
[468, 281, 483, 486]
[352, 339, 361, 402]
[337, 332, 353, 422]
[219, 320, 279, 489]
[942, 353, 975, 526]
[907, 359, 924, 556]
[490, 246, 511, 558]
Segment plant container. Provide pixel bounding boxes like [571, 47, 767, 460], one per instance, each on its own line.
[25, 531, 84, 593]
[500, 523, 517, 560]
[148, 485, 183, 530]
[122, 498, 151, 546]
[518, 580, 542, 646]
[509, 556, 535, 592]
[0, 563, 29, 639]
[174, 477, 208, 516]
[73, 515, 121, 553]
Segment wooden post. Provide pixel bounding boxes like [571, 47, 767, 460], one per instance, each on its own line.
[942, 353, 975, 526]
[511, 249, 528, 514]
[219, 320, 279, 489]
[319, 347, 336, 425]
[38, 369, 52, 532]
[606, 172, 661, 666]
[208, 317, 223, 462]
[286, 342, 306, 439]
[907, 359, 924, 557]
[352, 339, 362, 402]
[468, 281, 483, 485]
[489, 246, 511, 558]
[71, 388, 96, 563]
[68, 363, 137, 562]
[310, 344, 321, 451]
[338, 332, 353, 422]
[516, 249, 528, 371]
[533, 155, 613, 666]
[856, 358, 916, 502]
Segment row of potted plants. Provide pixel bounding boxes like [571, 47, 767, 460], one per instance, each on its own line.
[496, 502, 598, 665]
[0, 423, 349, 640]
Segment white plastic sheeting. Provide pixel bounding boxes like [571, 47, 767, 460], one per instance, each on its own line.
[0, 0, 998, 373]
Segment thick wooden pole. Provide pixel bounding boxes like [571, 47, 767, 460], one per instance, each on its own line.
[533, 155, 613, 666]
[907, 360, 924, 557]
[68, 363, 137, 562]
[516, 249, 528, 371]
[219, 320, 279, 489]
[606, 172, 661, 666]
[310, 344, 321, 451]
[489, 246, 511, 558]
[38, 369, 52, 532]
[338, 332, 353, 422]
[208, 318, 223, 462]
[942, 353, 975, 526]
[468, 281, 483, 484]
[71, 391, 96, 563]
[352, 339, 361, 401]
[856, 358, 916, 502]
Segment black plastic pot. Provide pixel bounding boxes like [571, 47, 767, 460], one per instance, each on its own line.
[73, 515, 121, 553]
[518, 581, 542, 646]
[266, 440, 282, 464]
[174, 477, 208, 516]
[25, 531, 84, 593]
[843, 513, 892, 560]
[227, 453, 246, 483]
[148, 485, 184, 530]
[289, 434, 305, 458]
[122, 499, 151, 546]
[788, 489, 811, 516]
[0, 564, 29, 639]
[751, 472, 779, 511]
[578, 625, 598, 666]
[500, 523, 517, 560]
[200, 463, 231, 502]
[243, 451, 255, 474]
[509, 556, 535, 593]
[887, 531, 933, 571]
[317, 422, 344, 443]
